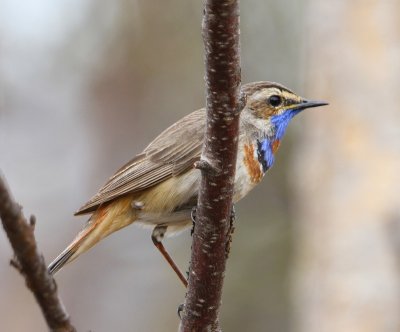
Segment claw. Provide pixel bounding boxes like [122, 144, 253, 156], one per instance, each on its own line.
[230, 205, 236, 223]
[190, 207, 197, 236]
[225, 204, 236, 258]
[177, 303, 185, 319]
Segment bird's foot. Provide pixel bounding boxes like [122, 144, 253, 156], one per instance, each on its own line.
[177, 303, 185, 319]
[225, 204, 236, 258]
[190, 206, 197, 236]
[230, 204, 236, 223]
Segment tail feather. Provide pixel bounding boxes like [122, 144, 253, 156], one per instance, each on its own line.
[48, 198, 135, 275]
[48, 246, 75, 275]
[48, 211, 106, 275]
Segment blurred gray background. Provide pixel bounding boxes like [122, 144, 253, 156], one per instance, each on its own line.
[1, 1, 399, 331]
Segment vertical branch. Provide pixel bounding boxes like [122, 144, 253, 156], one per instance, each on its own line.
[0, 176, 76, 332]
[180, 0, 241, 331]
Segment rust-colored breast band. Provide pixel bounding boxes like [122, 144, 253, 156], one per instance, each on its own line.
[243, 144, 263, 184]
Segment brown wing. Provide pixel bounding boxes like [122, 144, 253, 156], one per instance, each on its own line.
[75, 109, 206, 215]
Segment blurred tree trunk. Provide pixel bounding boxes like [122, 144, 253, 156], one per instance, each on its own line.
[291, 1, 400, 332]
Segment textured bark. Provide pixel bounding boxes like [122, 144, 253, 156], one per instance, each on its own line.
[292, 2, 400, 332]
[179, 0, 241, 331]
[0, 176, 76, 332]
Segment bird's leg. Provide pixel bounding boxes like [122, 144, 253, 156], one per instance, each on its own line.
[151, 225, 188, 288]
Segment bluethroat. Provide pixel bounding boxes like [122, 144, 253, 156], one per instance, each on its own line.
[48, 81, 327, 286]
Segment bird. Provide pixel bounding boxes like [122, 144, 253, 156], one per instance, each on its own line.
[48, 81, 327, 286]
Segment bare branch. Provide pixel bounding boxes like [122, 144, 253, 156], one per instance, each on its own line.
[180, 0, 241, 331]
[0, 175, 76, 332]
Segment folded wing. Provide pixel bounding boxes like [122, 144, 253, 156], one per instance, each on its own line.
[75, 109, 206, 215]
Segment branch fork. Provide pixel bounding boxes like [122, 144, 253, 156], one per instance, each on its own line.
[194, 158, 222, 176]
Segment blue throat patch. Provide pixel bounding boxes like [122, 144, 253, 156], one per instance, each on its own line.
[257, 139, 274, 172]
[257, 109, 301, 172]
[270, 108, 301, 140]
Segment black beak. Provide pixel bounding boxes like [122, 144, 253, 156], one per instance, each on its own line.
[296, 100, 329, 110]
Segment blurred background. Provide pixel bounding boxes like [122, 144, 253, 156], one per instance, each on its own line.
[1, 0, 399, 331]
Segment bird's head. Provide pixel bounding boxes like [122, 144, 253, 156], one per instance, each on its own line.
[241, 81, 328, 171]
[242, 81, 328, 140]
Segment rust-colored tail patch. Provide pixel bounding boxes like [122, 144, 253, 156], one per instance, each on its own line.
[48, 196, 135, 275]
[48, 206, 109, 275]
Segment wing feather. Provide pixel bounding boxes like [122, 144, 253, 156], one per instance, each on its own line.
[75, 109, 206, 215]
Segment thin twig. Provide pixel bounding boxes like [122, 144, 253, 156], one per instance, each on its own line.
[0, 175, 76, 332]
[179, 0, 242, 331]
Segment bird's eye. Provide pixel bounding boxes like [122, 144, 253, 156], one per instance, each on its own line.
[268, 95, 282, 107]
